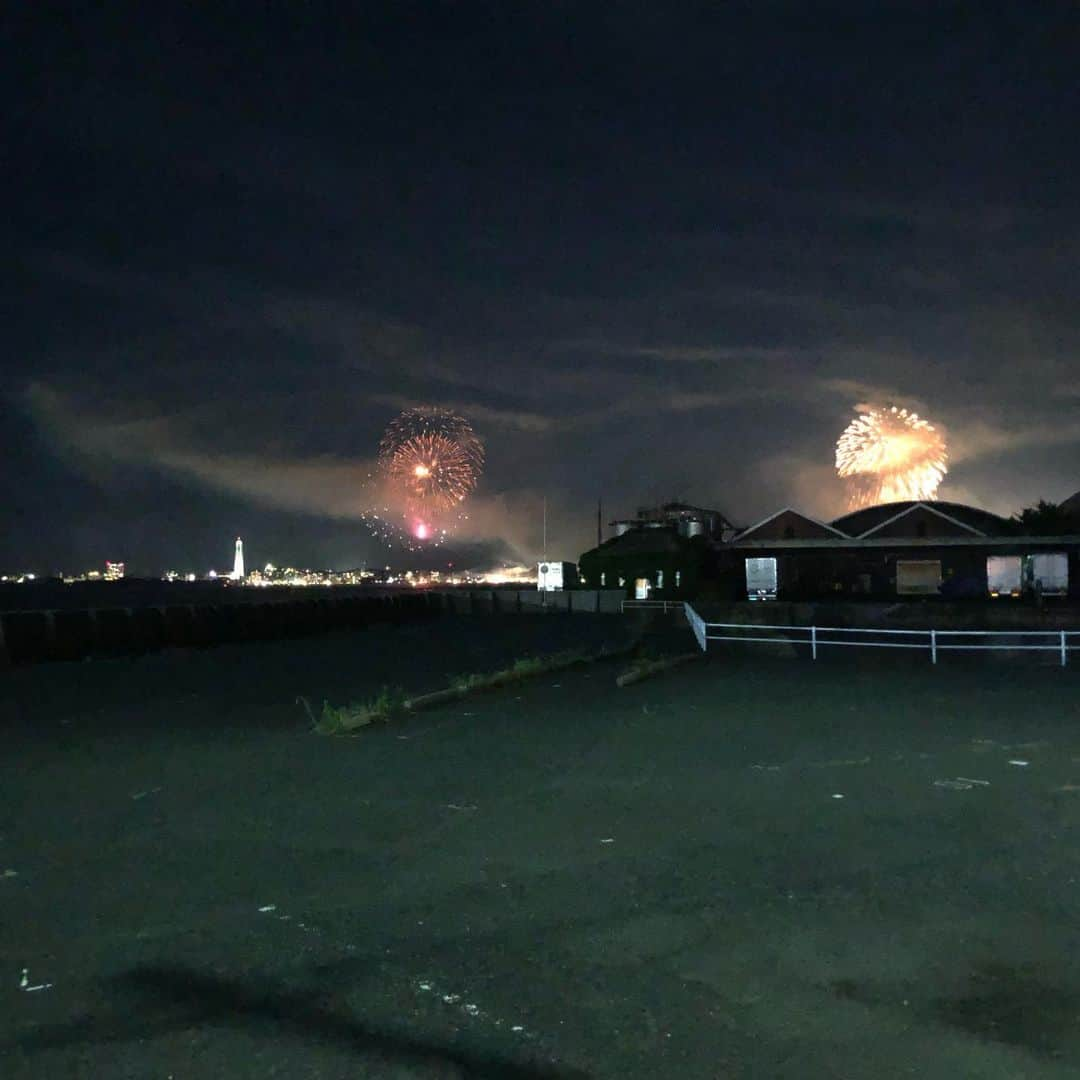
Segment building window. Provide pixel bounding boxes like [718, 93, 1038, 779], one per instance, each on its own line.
[657, 570, 664, 589]
[600, 572, 606, 586]
[675, 570, 681, 587]
[618, 576, 626, 587]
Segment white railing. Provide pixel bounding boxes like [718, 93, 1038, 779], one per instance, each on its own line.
[621, 600, 686, 614]
[683, 605, 1077, 666]
[684, 601, 707, 652]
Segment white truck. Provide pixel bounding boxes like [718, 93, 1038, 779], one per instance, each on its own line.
[987, 555, 1022, 598]
[745, 557, 778, 600]
[1028, 552, 1069, 597]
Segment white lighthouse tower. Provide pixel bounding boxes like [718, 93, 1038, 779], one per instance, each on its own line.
[232, 537, 245, 581]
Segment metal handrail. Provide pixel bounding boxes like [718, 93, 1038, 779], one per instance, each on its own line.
[684, 605, 1076, 666]
[621, 600, 685, 613]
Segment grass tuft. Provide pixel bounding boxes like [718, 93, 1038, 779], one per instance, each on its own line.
[450, 649, 587, 693]
[307, 687, 407, 734]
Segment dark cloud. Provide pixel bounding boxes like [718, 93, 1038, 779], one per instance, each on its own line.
[7, 4, 1079, 574]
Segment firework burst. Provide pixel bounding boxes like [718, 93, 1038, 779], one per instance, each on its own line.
[378, 408, 484, 527]
[835, 404, 947, 509]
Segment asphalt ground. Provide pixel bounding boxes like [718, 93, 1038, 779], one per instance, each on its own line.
[3, 615, 1080, 1078]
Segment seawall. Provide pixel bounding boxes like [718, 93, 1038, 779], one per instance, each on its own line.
[0, 588, 626, 667]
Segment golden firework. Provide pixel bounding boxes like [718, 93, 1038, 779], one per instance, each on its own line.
[836, 404, 947, 509]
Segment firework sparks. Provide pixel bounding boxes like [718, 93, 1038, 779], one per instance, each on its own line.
[378, 408, 484, 535]
[350, 409, 484, 552]
[835, 404, 947, 509]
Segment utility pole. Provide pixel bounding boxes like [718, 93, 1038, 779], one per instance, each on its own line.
[597, 497, 603, 547]
[542, 496, 547, 559]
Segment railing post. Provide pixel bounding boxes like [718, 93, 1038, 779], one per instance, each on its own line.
[1063, 630, 1068, 668]
[811, 624, 817, 660]
[930, 629, 937, 665]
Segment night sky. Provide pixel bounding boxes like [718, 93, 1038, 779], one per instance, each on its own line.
[9, 4, 1079, 575]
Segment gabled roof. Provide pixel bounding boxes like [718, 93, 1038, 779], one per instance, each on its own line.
[1062, 490, 1080, 515]
[855, 501, 985, 538]
[831, 500, 1010, 538]
[732, 507, 849, 542]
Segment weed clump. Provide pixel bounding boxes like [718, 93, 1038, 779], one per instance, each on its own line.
[449, 649, 586, 693]
[300, 687, 407, 734]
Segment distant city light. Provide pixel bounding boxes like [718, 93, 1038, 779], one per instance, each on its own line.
[12, 548, 536, 590]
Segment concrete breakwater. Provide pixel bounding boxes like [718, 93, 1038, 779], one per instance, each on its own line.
[0, 588, 626, 667]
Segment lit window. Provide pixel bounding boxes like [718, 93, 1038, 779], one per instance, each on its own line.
[600, 572, 606, 586]
[675, 570, 681, 587]
[657, 570, 664, 588]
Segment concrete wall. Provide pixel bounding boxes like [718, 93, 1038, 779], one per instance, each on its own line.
[0, 589, 625, 667]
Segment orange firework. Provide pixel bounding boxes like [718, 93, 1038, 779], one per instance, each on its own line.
[378, 408, 484, 514]
[835, 404, 947, 509]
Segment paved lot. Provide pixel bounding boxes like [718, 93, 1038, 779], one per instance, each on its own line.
[3, 616, 1080, 1077]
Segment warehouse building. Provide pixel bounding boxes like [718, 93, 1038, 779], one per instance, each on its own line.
[727, 500, 1080, 602]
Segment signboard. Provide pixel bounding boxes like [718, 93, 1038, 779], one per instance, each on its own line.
[537, 562, 564, 592]
[896, 559, 941, 595]
[745, 557, 777, 600]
